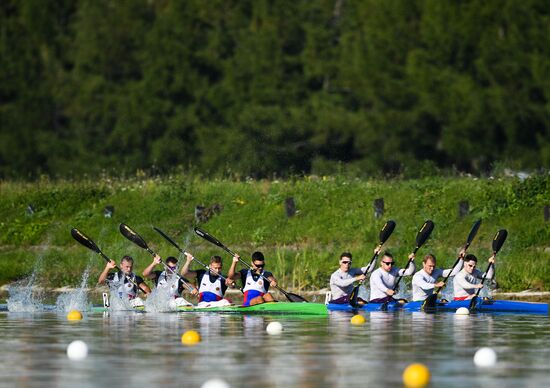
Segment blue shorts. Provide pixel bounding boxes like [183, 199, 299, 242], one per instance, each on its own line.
[243, 290, 264, 306]
[199, 292, 222, 303]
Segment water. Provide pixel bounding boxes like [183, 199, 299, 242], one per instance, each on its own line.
[0, 306, 549, 387]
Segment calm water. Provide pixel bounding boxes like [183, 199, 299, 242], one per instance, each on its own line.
[0, 305, 549, 387]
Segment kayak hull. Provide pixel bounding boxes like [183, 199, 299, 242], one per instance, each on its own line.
[327, 299, 549, 314]
[91, 302, 328, 315]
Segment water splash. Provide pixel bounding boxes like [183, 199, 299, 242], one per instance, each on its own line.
[55, 267, 90, 312]
[145, 280, 177, 312]
[6, 274, 44, 312]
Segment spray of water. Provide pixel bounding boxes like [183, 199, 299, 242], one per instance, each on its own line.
[55, 266, 90, 312]
[6, 250, 46, 312]
[145, 278, 179, 312]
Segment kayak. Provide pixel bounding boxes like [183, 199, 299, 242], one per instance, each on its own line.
[327, 299, 549, 314]
[91, 302, 328, 316]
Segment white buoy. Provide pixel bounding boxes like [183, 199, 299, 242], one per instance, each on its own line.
[201, 378, 230, 388]
[266, 321, 283, 335]
[474, 347, 497, 367]
[67, 340, 88, 361]
[455, 307, 470, 315]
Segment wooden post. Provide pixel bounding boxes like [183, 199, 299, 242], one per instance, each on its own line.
[374, 198, 384, 219]
[458, 201, 469, 218]
[285, 197, 296, 218]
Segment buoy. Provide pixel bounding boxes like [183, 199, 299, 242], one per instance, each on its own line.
[474, 347, 497, 367]
[402, 363, 430, 388]
[67, 340, 88, 361]
[201, 378, 231, 388]
[66, 310, 83, 321]
[455, 307, 470, 315]
[266, 321, 283, 335]
[350, 314, 366, 325]
[181, 330, 201, 346]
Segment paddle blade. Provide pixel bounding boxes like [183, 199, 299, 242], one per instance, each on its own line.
[194, 227, 224, 249]
[492, 229, 508, 254]
[119, 223, 149, 250]
[153, 227, 182, 252]
[422, 293, 438, 311]
[466, 219, 482, 246]
[285, 292, 309, 303]
[415, 220, 434, 248]
[71, 228, 100, 254]
[379, 220, 396, 244]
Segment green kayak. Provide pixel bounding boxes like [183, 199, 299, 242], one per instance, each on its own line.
[90, 302, 328, 316]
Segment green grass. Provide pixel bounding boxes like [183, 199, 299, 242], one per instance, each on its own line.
[0, 174, 549, 291]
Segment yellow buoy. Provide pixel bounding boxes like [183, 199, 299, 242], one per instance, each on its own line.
[350, 314, 366, 325]
[402, 363, 430, 388]
[181, 330, 201, 346]
[66, 310, 83, 321]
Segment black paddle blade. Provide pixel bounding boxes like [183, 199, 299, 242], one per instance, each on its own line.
[492, 229, 508, 254]
[285, 292, 309, 303]
[194, 227, 225, 249]
[422, 293, 438, 310]
[466, 219, 482, 246]
[415, 220, 434, 249]
[119, 223, 149, 250]
[379, 220, 396, 244]
[71, 228, 101, 254]
[153, 227, 183, 252]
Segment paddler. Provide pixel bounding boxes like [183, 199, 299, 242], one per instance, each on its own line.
[328, 251, 378, 305]
[98, 255, 151, 307]
[453, 253, 495, 300]
[369, 252, 416, 303]
[142, 254, 195, 307]
[228, 251, 278, 306]
[181, 253, 233, 307]
[411, 250, 465, 302]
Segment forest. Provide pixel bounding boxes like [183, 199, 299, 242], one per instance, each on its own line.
[1, 0, 549, 179]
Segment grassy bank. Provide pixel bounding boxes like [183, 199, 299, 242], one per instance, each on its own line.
[0, 174, 549, 292]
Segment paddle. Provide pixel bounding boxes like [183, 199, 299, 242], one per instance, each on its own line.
[381, 220, 434, 311]
[153, 226, 237, 289]
[422, 219, 482, 310]
[118, 223, 197, 293]
[349, 220, 396, 307]
[70, 227, 147, 294]
[468, 229, 508, 311]
[194, 227, 308, 303]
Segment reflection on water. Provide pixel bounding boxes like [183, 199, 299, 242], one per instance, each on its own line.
[0, 309, 549, 387]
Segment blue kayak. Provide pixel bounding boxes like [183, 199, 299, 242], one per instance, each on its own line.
[327, 299, 549, 314]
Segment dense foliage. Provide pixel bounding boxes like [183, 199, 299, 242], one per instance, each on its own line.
[1, 0, 549, 178]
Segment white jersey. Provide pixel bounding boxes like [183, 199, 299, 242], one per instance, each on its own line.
[199, 273, 224, 299]
[108, 272, 138, 300]
[453, 266, 494, 299]
[243, 270, 267, 293]
[156, 271, 181, 298]
[411, 260, 463, 301]
[329, 264, 373, 300]
[369, 263, 416, 301]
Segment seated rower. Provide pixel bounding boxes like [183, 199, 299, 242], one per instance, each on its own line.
[142, 254, 195, 307]
[228, 251, 277, 306]
[453, 253, 495, 300]
[98, 255, 151, 308]
[181, 253, 233, 308]
[369, 252, 416, 303]
[328, 251, 377, 305]
[411, 250, 465, 302]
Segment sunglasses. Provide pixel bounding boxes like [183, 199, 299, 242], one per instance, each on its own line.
[466, 263, 476, 268]
[341, 261, 352, 265]
[382, 261, 394, 266]
[167, 266, 177, 271]
[254, 263, 265, 268]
